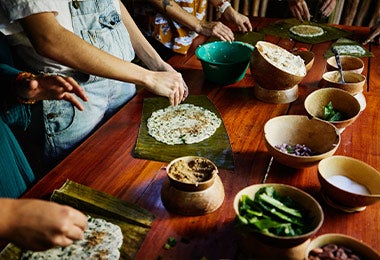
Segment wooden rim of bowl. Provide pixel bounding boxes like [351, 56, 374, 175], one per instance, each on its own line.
[166, 156, 218, 191]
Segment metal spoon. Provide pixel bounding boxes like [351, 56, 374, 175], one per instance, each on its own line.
[332, 47, 345, 83]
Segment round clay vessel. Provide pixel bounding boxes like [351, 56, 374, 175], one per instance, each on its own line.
[161, 156, 225, 216]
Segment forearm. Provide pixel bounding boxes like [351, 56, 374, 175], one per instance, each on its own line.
[119, 2, 171, 71]
[0, 199, 17, 240]
[19, 13, 152, 87]
[147, 0, 203, 33]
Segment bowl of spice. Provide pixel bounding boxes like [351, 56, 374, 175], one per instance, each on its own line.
[264, 115, 340, 168]
[318, 156, 380, 213]
[304, 88, 361, 133]
[233, 183, 324, 251]
[161, 156, 225, 215]
[306, 233, 380, 260]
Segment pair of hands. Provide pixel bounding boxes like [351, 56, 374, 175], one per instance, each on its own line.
[197, 7, 252, 42]
[288, 0, 336, 21]
[1, 199, 87, 251]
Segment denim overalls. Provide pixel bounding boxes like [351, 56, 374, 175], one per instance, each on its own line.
[42, 0, 136, 165]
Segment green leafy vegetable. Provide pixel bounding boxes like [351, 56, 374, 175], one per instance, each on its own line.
[236, 186, 312, 237]
[163, 237, 177, 249]
[322, 101, 344, 122]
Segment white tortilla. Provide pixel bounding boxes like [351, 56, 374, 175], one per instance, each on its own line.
[21, 216, 123, 260]
[147, 104, 221, 145]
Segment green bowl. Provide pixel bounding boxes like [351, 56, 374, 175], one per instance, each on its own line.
[195, 41, 254, 85]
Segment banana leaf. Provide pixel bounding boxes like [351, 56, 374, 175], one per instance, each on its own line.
[133, 95, 235, 170]
[0, 180, 154, 260]
[324, 38, 374, 58]
[258, 18, 351, 44]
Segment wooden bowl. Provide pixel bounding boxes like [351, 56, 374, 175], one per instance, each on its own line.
[250, 41, 306, 91]
[318, 156, 380, 212]
[161, 156, 225, 215]
[319, 71, 366, 95]
[306, 234, 380, 259]
[233, 183, 324, 248]
[304, 88, 361, 132]
[264, 115, 340, 168]
[326, 55, 364, 74]
[293, 50, 315, 72]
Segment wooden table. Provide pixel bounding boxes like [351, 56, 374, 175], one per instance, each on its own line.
[20, 18, 379, 259]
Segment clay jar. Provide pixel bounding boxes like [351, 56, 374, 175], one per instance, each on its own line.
[161, 156, 225, 216]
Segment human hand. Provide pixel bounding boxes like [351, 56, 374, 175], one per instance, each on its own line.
[363, 21, 380, 45]
[222, 8, 252, 33]
[144, 69, 187, 106]
[4, 199, 88, 251]
[288, 0, 310, 21]
[16, 74, 88, 110]
[319, 0, 336, 17]
[198, 20, 235, 42]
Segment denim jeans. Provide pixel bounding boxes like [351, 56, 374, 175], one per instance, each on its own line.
[42, 0, 136, 165]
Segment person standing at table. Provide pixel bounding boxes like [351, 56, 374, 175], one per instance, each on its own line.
[0, 32, 88, 251]
[134, 0, 252, 58]
[0, 0, 188, 174]
[0, 32, 88, 196]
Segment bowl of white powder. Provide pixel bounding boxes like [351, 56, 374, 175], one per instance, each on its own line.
[318, 155, 380, 212]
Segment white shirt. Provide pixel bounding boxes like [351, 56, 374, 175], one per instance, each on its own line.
[0, 0, 121, 72]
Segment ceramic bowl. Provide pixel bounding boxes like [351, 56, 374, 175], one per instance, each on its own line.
[318, 156, 380, 212]
[306, 233, 380, 259]
[319, 71, 366, 95]
[195, 41, 254, 85]
[264, 115, 340, 168]
[326, 55, 364, 74]
[304, 88, 361, 132]
[293, 50, 315, 72]
[233, 183, 324, 248]
[161, 156, 225, 215]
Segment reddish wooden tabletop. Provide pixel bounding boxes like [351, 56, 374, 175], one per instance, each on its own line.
[19, 17, 379, 259]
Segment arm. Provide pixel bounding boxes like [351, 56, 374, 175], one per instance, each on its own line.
[363, 20, 380, 45]
[287, 0, 310, 21]
[0, 33, 87, 111]
[0, 198, 87, 251]
[147, 0, 235, 41]
[319, 0, 336, 17]
[208, 0, 252, 33]
[19, 11, 185, 105]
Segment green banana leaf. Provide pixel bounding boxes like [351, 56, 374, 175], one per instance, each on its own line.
[324, 38, 374, 58]
[133, 95, 235, 170]
[0, 180, 154, 260]
[258, 18, 351, 44]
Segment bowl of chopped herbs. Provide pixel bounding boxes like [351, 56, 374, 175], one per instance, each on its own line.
[234, 184, 324, 248]
[264, 115, 340, 168]
[305, 88, 361, 132]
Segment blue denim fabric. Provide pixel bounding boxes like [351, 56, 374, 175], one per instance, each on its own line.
[42, 0, 136, 163]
